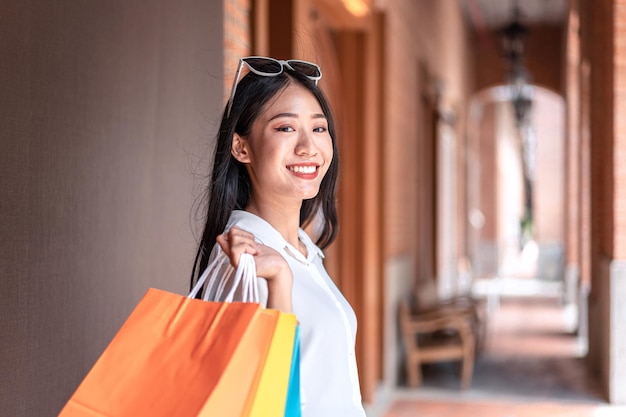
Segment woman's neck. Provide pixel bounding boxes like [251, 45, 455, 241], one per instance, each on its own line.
[245, 200, 303, 251]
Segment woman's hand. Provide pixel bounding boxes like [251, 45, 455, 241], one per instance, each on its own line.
[216, 226, 293, 312]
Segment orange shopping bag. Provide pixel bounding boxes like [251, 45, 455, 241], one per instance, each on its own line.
[59, 253, 298, 417]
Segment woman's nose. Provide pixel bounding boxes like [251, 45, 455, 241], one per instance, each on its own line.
[295, 131, 318, 156]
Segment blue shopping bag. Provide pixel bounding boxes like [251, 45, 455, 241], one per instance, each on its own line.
[284, 325, 301, 417]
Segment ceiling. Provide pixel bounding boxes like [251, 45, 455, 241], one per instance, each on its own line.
[463, 0, 568, 30]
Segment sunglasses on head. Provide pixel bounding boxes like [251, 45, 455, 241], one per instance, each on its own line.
[226, 56, 323, 118]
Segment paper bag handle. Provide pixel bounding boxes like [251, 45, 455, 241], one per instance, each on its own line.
[188, 251, 259, 303]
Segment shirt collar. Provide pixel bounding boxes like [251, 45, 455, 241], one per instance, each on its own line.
[226, 210, 324, 262]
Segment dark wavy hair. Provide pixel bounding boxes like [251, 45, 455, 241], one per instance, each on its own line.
[191, 61, 339, 290]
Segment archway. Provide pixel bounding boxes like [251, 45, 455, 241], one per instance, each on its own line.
[466, 84, 567, 304]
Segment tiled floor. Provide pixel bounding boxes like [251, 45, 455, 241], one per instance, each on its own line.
[384, 399, 617, 417]
[378, 295, 626, 417]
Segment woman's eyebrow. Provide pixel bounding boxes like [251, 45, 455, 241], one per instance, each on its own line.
[267, 112, 297, 122]
[267, 112, 327, 122]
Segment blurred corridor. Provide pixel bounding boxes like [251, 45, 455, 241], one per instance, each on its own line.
[378, 296, 626, 417]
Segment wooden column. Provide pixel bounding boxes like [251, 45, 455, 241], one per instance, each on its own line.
[333, 15, 384, 403]
[564, 5, 581, 278]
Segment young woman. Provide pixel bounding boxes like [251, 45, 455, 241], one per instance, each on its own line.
[191, 57, 366, 416]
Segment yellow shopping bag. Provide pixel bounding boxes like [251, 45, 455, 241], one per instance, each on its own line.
[246, 312, 297, 416]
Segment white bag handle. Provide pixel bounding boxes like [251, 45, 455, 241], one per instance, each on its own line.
[188, 251, 259, 303]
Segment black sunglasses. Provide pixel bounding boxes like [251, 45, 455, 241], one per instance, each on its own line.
[226, 56, 323, 118]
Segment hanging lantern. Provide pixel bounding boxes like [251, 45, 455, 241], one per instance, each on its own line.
[500, 14, 528, 68]
[499, 7, 532, 127]
[509, 65, 533, 126]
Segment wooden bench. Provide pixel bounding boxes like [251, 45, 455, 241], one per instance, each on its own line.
[398, 296, 477, 389]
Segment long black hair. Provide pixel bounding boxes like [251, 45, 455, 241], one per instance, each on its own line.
[191, 61, 340, 290]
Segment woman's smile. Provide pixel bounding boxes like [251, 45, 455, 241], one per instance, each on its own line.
[287, 163, 320, 178]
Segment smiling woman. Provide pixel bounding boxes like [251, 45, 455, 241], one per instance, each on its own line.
[191, 57, 366, 417]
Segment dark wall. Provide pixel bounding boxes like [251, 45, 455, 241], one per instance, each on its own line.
[0, 1, 223, 415]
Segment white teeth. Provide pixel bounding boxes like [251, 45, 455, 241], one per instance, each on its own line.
[290, 165, 317, 174]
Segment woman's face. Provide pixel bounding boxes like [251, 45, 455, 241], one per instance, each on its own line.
[232, 82, 333, 206]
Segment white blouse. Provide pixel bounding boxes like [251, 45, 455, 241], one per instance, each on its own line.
[206, 210, 366, 417]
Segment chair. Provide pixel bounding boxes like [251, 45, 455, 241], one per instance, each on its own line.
[412, 276, 486, 352]
[398, 298, 476, 389]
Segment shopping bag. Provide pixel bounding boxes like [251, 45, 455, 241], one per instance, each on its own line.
[284, 325, 302, 417]
[194, 250, 299, 416]
[58, 253, 300, 417]
[247, 313, 297, 417]
[198, 252, 301, 417]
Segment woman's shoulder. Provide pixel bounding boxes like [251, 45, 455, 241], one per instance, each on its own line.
[225, 210, 266, 232]
[225, 210, 283, 248]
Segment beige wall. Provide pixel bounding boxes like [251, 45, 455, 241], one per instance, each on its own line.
[0, 1, 223, 415]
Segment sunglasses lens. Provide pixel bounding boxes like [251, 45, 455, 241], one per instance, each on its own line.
[288, 61, 321, 78]
[243, 57, 283, 75]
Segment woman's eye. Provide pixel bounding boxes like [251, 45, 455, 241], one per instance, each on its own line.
[276, 126, 295, 132]
[313, 126, 328, 133]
